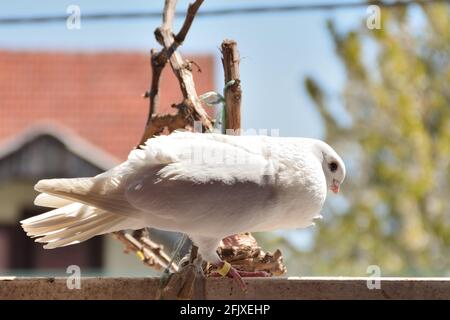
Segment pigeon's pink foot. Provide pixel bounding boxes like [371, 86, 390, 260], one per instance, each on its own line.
[210, 262, 271, 292]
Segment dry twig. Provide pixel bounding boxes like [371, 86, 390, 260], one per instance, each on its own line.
[215, 233, 286, 276]
[139, 0, 213, 145]
[221, 39, 242, 134]
[113, 230, 178, 272]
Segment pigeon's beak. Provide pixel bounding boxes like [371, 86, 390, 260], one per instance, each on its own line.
[331, 179, 340, 194]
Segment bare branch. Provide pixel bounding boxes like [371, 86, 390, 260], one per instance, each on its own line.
[143, 109, 187, 137]
[215, 234, 286, 276]
[139, 50, 165, 146]
[156, 0, 213, 132]
[175, 0, 204, 45]
[162, 0, 177, 30]
[221, 39, 242, 134]
[113, 231, 178, 272]
[140, 0, 211, 145]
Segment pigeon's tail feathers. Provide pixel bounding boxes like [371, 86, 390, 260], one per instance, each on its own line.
[21, 201, 145, 249]
[23, 181, 146, 249]
[34, 193, 74, 208]
[35, 178, 95, 198]
[34, 177, 135, 215]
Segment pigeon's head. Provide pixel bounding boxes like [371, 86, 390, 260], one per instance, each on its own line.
[316, 141, 346, 194]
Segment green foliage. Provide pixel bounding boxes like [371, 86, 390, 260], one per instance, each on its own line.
[278, 4, 450, 276]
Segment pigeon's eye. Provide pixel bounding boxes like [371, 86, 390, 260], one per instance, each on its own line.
[329, 162, 338, 172]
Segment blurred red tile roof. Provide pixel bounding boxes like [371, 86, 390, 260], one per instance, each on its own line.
[0, 51, 215, 160]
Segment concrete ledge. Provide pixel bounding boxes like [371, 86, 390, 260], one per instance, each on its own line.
[0, 277, 449, 300]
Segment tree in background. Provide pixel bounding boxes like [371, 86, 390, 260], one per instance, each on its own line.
[263, 3, 450, 276]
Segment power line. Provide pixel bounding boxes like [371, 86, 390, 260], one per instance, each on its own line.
[0, 0, 448, 26]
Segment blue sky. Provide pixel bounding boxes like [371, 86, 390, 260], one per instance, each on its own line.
[0, 0, 369, 139]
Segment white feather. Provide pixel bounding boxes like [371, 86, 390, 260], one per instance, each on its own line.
[22, 197, 145, 249]
[34, 193, 73, 208]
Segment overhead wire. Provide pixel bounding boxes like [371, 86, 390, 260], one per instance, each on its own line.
[0, 0, 448, 26]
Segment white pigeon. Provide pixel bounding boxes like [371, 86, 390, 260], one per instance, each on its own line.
[21, 131, 345, 286]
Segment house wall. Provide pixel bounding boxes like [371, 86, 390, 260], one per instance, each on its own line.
[0, 181, 35, 224]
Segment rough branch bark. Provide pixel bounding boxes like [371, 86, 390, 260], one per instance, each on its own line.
[215, 233, 286, 276]
[139, 0, 212, 145]
[156, 14, 213, 129]
[114, 230, 178, 272]
[221, 39, 242, 134]
[139, 49, 163, 144]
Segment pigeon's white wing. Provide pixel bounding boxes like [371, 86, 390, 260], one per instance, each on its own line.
[123, 132, 281, 229]
[135, 131, 277, 185]
[34, 132, 276, 220]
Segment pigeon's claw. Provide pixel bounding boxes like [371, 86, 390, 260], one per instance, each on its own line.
[211, 261, 271, 292]
[227, 265, 247, 292]
[210, 261, 247, 291]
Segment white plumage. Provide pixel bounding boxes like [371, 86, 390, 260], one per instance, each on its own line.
[21, 131, 345, 264]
